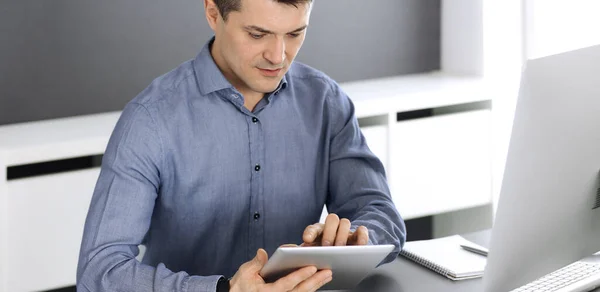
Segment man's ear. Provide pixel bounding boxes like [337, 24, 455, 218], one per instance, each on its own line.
[204, 0, 220, 31]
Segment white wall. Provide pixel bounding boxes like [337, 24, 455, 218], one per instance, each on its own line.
[525, 0, 600, 59]
[492, 0, 600, 217]
[484, 0, 525, 217]
[441, 0, 524, 224]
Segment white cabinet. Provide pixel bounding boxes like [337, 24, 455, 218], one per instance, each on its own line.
[7, 169, 99, 292]
[0, 112, 118, 292]
[345, 72, 494, 220]
[388, 110, 492, 219]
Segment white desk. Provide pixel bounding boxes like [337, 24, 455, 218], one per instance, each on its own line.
[352, 229, 600, 292]
[323, 230, 490, 292]
[0, 71, 492, 291]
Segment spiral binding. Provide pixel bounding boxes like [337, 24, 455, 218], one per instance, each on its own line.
[400, 249, 453, 278]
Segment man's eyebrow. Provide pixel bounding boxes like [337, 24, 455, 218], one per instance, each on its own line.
[288, 25, 308, 33]
[245, 25, 308, 34]
[245, 25, 274, 34]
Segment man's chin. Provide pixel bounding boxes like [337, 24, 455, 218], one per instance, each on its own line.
[250, 82, 282, 95]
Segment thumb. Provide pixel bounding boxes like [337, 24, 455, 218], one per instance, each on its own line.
[250, 248, 269, 270]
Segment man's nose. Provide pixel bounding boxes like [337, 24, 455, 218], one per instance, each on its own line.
[264, 37, 285, 66]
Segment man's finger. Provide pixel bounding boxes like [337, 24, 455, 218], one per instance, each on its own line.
[350, 226, 369, 245]
[239, 248, 268, 276]
[280, 244, 299, 248]
[289, 269, 333, 292]
[321, 214, 340, 246]
[302, 223, 324, 244]
[334, 218, 351, 246]
[271, 265, 318, 291]
[250, 249, 269, 271]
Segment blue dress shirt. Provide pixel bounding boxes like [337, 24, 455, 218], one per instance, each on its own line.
[77, 38, 406, 292]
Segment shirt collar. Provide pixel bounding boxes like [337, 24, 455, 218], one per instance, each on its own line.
[194, 37, 289, 97]
[193, 37, 232, 95]
[269, 75, 288, 101]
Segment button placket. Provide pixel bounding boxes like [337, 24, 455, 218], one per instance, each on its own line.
[247, 109, 265, 257]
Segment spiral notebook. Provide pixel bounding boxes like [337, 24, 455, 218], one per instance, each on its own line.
[400, 235, 487, 281]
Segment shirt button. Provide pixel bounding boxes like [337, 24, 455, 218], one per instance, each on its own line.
[230, 94, 238, 99]
[254, 213, 261, 220]
[252, 117, 258, 123]
[254, 164, 261, 171]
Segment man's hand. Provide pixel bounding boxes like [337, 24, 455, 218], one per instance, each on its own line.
[302, 214, 369, 246]
[229, 249, 332, 292]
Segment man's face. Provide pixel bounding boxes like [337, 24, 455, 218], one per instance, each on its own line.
[211, 0, 311, 95]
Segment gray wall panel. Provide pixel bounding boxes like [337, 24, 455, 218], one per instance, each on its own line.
[297, 0, 440, 82]
[0, 0, 440, 125]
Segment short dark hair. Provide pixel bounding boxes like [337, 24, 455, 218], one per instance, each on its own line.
[214, 0, 312, 21]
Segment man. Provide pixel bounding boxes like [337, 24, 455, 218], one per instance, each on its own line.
[77, 0, 406, 291]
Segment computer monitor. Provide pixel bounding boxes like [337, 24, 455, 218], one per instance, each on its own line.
[483, 44, 600, 292]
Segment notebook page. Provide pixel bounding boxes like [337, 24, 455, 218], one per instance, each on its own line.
[402, 235, 487, 278]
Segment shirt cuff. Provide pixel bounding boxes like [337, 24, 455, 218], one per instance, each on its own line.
[183, 275, 223, 292]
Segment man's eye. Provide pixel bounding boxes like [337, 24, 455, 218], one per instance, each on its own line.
[288, 33, 301, 38]
[249, 33, 264, 39]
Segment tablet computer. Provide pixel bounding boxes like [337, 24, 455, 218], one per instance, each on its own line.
[259, 244, 395, 290]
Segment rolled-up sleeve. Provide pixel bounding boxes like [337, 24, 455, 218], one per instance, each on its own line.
[76, 102, 221, 292]
[325, 83, 407, 265]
